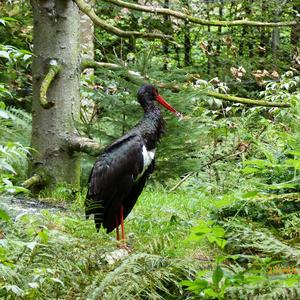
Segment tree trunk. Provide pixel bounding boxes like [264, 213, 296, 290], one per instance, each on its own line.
[80, 0, 94, 77]
[30, 0, 81, 189]
[183, 0, 191, 66]
[291, 4, 300, 47]
[162, 0, 170, 70]
[271, 1, 281, 57]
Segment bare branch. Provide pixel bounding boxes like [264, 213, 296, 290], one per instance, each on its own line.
[74, 0, 171, 39]
[68, 135, 103, 156]
[40, 60, 61, 109]
[104, 0, 297, 27]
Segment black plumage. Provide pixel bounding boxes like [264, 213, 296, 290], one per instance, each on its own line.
[85, 84, 179, 237]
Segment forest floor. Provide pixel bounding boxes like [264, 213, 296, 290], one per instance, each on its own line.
[1, 189, 300, 299]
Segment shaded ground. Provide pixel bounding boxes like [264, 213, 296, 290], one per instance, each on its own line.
[0, 196, 66, 218]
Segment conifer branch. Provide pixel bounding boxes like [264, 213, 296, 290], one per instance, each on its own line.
[74, 0, 171, 40]
[103, 0, 297, 27]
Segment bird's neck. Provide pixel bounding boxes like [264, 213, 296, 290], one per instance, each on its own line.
[136, 106, 165, 150]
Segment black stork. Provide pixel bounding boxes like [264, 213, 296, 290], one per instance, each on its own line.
[85, 84, 181, 241]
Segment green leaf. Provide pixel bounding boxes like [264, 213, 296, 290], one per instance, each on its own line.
[215, 238, 227, 249]
[0, 208, 10, 221]
[242, 191, 259, 198]
[211, 227, 225, 238]
[212, 266, 223, 287]
[283, 276, 300, 287]
[285, 159, 300, 170]
[286, 150, 300, 157]
[38, 230, 49, 243]
[204, 288, 220, 298]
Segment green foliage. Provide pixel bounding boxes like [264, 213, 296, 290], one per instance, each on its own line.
[1, 1, 300, 299]
[87, 253, 196, 300]
[0, 190, 202, 299]
[188, 220, 227, 250]
[0, 100, 31, 194]
[0, 141, 29, 194]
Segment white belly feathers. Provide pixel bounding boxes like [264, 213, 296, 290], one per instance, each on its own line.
[136, 145, 155, 180]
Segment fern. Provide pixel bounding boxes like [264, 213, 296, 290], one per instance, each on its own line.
[222, 219, 300, 262]
[0, 107, 31, 146]
[225, 283, 300, 300]
[85, 253, 197, 300]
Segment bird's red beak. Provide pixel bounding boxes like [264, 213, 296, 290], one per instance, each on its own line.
[156, 94, 182, 118]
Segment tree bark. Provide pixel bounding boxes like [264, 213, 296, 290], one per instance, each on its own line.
[30, 0, 81, 189]
[183, 0, 191, 66]
[162, 0, 170, 70]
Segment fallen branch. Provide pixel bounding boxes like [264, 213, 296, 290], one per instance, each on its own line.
[74, 0, 170, 40]
[204, 91, 290, 108]
[40, 60, 61, 109]
[67, 135, 103, 156]
[104, 0, 297, 27]
[22, 174, 43, 189]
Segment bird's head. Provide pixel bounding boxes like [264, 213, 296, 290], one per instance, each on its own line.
[137, 84, 182, 118]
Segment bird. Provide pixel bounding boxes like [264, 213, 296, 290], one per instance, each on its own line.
[85, 84, 181, 241]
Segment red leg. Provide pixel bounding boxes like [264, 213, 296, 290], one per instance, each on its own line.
[115, 214, 120, 241]
[120, 205, 125, 240]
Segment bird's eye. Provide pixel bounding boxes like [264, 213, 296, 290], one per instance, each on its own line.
[152, 88, 158, 96]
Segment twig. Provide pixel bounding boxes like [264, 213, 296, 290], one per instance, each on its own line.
[168, 172, 194, 193]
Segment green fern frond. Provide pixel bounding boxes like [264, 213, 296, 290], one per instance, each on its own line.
[225, 283, 300, 300]
[86, 253, 197, 300]
[222, 219, 300, 262]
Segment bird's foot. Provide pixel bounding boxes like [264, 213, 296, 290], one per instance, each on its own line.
[117, 240, 132, 252]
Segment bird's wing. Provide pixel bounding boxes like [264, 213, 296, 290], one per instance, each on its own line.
[86, 134, 145, 230]
[123, 159, 155, 220]
[87, 134, 144, 196]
